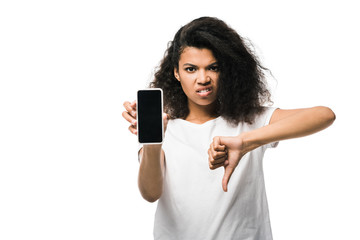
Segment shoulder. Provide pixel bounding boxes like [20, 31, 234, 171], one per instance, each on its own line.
[253, 107, 279, 127]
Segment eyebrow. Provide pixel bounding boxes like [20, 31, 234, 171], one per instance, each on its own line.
[182, 62, 218, 67]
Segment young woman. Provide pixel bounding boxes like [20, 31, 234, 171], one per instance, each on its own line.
[122, 17, 335, 240]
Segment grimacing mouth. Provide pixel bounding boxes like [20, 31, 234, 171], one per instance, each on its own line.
[196, 87, 212, 93]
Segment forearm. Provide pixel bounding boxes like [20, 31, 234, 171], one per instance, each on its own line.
[242, 106, 336, 151]
[138, 145, 164, 202]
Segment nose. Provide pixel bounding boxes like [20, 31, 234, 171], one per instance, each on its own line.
[196, 69, 211, 85]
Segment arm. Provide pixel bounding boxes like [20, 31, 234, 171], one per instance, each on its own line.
[208, 106, 336, 192]
[122, 101, 167, 202]
[138, 145, 165, 202]
[243, 106, 336, 150]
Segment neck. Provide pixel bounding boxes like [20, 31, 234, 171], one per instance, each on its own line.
[185, 101, 218, 124]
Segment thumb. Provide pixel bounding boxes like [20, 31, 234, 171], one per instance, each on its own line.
[162, 113, 168, 121]
[222, 165, 235, 192]
[163, 113, 169, 131]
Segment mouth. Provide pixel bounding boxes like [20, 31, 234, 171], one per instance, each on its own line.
[196, 87, 213, 97]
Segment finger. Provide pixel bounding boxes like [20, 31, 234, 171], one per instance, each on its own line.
[210, 141, 226, 156]
[212, 136, 226, 151]
[222, 165, 235, 192]
[130, 101, 137, 118]
[209, 149, 227, 164]
[163, 112, 169, 120]
[209, 157, 227, 170]
[123, 101, 136, 117]
[211, 149, 227, 161]
[163, 113, 169, 132]
[128, 125, 138, 135]
[163, 113, 169, 123]
[209, 161, 225, 170]
[209, 143, 227, 160]
[208, 148, 227, 168]
[208, 154, 226, 170]
[214, 144, 226, 152]
[210, 154, 227, 165]
[130, 100, 137, 110]
[122, 111, 137, 126]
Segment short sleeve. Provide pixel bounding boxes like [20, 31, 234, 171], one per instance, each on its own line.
[137, 143, 143, 163]
[263, 107, 279, 148]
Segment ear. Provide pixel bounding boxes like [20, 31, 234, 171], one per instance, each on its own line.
[174, 68, 180, 81]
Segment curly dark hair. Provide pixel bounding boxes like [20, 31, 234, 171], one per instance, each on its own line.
[150, 16, 272, 124]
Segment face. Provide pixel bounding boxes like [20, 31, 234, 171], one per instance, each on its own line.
[174, 47, 220, 109]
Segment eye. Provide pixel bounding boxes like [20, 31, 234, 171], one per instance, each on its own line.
[185, 67, 196, 72]
[208, 65, 219, 72]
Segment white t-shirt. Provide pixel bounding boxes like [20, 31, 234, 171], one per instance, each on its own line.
[154, 107, 278, 240]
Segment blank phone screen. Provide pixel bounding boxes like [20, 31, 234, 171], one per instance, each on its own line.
[137, 89, 163, 144]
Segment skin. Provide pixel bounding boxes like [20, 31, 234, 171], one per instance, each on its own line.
[122, 47, 336, 201]
[174, 47, 220, 124]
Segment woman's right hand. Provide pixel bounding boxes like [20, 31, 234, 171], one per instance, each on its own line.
[122, 101, 169, 136]
[122, 101, 138, 135]
[123, 100, 168, 202]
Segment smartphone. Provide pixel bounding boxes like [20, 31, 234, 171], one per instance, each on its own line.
[137, 89, 164, 144]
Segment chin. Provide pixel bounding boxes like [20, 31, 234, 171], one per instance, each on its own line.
[194, 98, 217, 106]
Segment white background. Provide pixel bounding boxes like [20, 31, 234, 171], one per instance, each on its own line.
[1, 0, 359, 239]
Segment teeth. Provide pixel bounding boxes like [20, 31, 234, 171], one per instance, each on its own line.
[198, 88, 211, 93]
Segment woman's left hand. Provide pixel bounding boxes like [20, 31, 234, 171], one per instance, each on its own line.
[209, 107, 337, 192]
[208, 135, 248, 192]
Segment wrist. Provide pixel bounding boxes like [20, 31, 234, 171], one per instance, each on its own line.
[142, 144, 163, 163]
[143, 144, 162, 152]
[239, 131, 262, 153]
